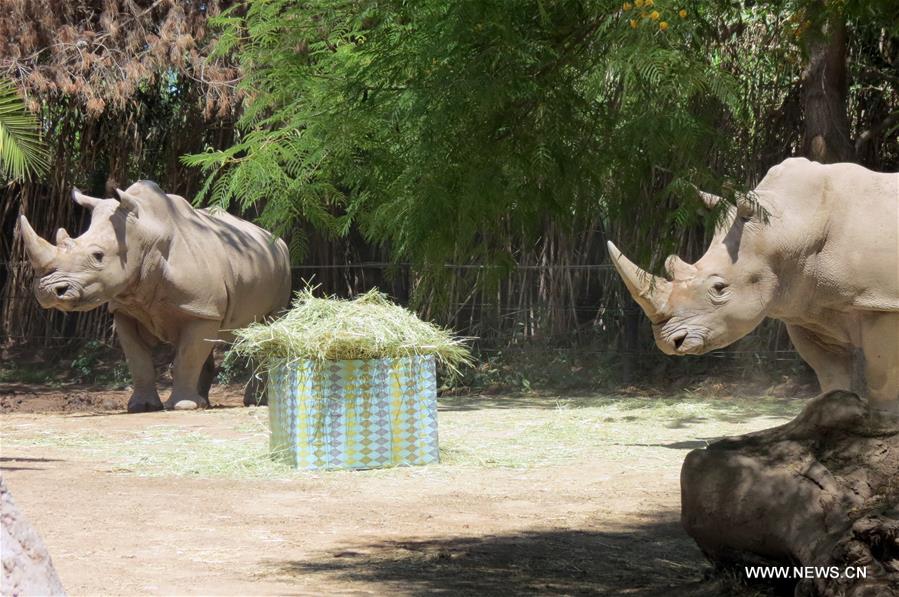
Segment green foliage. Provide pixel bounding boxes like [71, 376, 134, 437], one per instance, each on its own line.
[68, 341, 130, 387]
[185, 0, 745, 276]
[0, 363, 58, 386]
[70, 340, 107, 383]
[217, 351, 251, 384]
[0, 79, 48, 181]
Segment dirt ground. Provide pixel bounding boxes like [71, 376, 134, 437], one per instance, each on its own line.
[0, 382, 805, 596]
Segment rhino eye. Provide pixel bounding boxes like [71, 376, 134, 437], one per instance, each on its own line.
[92, 251, 104, 263]
[712, 282, 729, 294]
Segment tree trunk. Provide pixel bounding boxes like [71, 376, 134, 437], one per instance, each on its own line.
[801, 7, 855, 164]
[1, 474, 67, 596]
[681, 391, 899, 596]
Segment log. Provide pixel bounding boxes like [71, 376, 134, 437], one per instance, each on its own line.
[681, 390, 898, 596]
[1, 474, 66, 596]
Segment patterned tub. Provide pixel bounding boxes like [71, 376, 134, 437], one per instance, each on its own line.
[266, 355, 440, 470]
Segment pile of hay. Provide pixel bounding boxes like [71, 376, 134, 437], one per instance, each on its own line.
[230, 288, 472, 371]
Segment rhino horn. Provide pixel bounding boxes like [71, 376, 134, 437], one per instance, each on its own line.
[664, 255, 697, 280]
[115, 188, 140, 216]
[72, 188, 102, 210]
[55, 227, 71, 244]
[607, 241, 671, 324]
[18, 215, 56, 270]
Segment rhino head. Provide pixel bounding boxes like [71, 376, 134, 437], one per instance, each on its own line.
[608, 192, 779, 355]
[18, 188, 148, 312]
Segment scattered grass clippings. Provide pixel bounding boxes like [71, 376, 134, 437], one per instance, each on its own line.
[1, 393, 804, 479]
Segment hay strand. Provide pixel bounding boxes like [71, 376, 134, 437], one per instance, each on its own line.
[230, 287, 473, 371]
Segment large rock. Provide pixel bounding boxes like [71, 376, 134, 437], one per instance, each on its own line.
[681, 390, 899, 596]
[1, 474, 66, 596]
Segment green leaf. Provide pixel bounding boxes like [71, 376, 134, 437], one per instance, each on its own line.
[0, 79, 48, 181]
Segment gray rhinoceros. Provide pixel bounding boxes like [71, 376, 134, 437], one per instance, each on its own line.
[18, 181, 291, 412]
[608, 157, 898, 412]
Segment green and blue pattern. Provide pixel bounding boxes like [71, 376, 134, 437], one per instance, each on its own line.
[267, 355, 439, 470]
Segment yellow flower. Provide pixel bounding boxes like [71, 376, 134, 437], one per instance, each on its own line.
[650, 10, 660, 20]
[645, 0, 654, 6]
[634, 0, 644, 8]
[622, 2, 633, 10]
[659, 21, 669, 31]
[679, 9, 687, 17]
[629, 18, 638, 28]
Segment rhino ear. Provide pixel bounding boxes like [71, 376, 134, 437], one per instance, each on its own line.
[736, 193, 757, 220]
[700, 190, 760, 221]
[72, 188, 103, 210]
[115, 188, 140, 217]
[698, 191, 721, 209]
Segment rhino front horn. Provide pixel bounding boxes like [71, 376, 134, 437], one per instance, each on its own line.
[18, 215, 56, 270]
[607, 241, 671, 324]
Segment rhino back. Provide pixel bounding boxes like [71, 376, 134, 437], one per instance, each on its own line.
[756, 159, 899, 312]
[125, 182, 291, 330]
[191, 207, 291, 327]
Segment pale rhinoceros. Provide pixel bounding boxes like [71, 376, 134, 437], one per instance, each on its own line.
[18, 181, 291, 412]
[607, 157, 898, 412]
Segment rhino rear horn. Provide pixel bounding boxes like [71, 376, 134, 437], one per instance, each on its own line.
[55, 227, 71, 244]
[18, 215, 56, 270]
[115, 188, 140, 216]
[664, 255, 697, 280]
[72, 188, 102, 210]
[607, 241, 672, 324]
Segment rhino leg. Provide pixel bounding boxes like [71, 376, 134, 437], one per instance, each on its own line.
[786, 324, 853, 394]
[197, 353, 216, 400]
[860, 312, 899, 412]
[165, 320, 219, 411]
[114, 312, 163, 413]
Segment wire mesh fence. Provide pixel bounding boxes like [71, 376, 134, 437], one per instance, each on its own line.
[1, 260, 801, 366]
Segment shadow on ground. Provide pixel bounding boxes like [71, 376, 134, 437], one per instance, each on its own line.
[270, 518, 758, 596]
[0, 456, 65, 472]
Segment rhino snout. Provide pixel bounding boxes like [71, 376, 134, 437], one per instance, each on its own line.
[677, 335, 705, 354]
[655, 321, 708, 355]
[667, 329, 688, 351]
[36, 277, 83, 309]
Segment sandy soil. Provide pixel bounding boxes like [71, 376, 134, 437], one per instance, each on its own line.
[0, 383, 799, 596]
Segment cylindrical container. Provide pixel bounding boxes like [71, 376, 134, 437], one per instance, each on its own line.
[267, 354, 439, 470]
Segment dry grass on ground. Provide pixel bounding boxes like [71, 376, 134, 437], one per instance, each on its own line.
[1, 386, 802, 595]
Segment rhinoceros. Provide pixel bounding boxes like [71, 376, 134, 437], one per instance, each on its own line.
[607, 157, 898, 412]
[18, 181, 291, 412]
